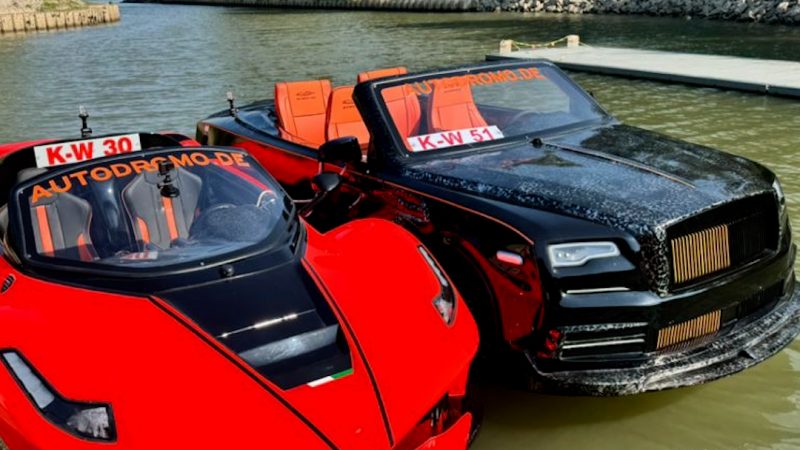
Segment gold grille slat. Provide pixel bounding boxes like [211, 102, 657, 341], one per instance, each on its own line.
[671, 224, 731, 285]
[657, 310, 721, 350]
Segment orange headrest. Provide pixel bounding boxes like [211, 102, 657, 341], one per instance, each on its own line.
[274, 79, 332, 147]
[326, 86, 370, 148]
[275, 80, 331, 118]
[357, 67, 408, 83]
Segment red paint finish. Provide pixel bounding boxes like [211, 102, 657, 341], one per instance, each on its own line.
[304, 220, 478, 442]
[0, 136, 478, 449]
[0, 139, 53, 158]
[460, 240, 543, 346]
[233, 138, 318, 188]
[0, 263, 331, 449]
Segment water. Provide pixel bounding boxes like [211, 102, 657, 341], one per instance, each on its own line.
[2, 5, 800, 448]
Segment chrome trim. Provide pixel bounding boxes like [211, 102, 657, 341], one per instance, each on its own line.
[561, 338, 646, 350]
[565, 287, 630, 294]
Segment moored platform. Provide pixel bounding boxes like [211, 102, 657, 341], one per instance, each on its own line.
[487, 41, 800, 99]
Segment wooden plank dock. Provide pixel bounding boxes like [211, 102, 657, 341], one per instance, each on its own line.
[487, 41, 800, 99]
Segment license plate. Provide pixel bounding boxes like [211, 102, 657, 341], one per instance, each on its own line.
[33, 134, 142, 168]
[407, 126, 504, 152]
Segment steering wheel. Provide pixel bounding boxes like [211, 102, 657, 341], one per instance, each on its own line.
[257, 190, 280, 211]
[199, 203, 237, 218]
[189, 203, 236, 238]
[502, 110, 539, 135]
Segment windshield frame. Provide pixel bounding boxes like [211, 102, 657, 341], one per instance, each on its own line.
[8, 146, 298, 279]
[359, 60, 613, 164]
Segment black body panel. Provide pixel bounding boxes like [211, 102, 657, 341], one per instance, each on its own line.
[196, 60, 799, 394]
[160, 257, 351, 390]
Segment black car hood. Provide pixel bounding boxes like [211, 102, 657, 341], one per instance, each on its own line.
[158, 257, 352, 390]
[403, 124, 775, 237]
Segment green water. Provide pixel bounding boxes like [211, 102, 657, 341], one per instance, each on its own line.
[1, 6, 800, 448]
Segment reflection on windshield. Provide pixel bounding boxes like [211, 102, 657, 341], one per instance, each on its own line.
[379, 64, 607, 153]
[18, 149, 285, 269]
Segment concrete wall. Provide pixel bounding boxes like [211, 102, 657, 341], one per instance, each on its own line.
[140, 0, 800, 23]
[477, 0, 800, 23]
[0, 4, 120, 33]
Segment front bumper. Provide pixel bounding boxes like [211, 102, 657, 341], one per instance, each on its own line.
[529, 282, 800, 395]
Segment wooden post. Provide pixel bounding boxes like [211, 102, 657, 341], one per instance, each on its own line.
[567, 34, 580, 47]
[12, 14, 24, 32]
[0, 15, 12, 33]
[34, 13, 46, 30]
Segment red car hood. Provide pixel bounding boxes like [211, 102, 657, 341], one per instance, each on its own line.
[0, 219, 477, 449]
[301, 220, 479, 445]
[0, 272, 332, 449]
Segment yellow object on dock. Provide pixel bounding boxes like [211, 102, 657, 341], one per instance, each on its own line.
[488, 37, 800, 99]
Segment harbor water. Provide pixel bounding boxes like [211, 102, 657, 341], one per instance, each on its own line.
[1, 5, 800, 448]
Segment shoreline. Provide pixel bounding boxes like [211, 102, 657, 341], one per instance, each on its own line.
[0, 4, 120, 33]
[124, 0, 800, 24]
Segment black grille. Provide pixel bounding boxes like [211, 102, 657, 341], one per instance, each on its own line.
[667, 193, 778, 289]
[727, 281, 783, 324]
[728, 209, 774, 267]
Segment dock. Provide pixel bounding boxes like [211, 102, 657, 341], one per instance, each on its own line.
[487, 39, 800, 99]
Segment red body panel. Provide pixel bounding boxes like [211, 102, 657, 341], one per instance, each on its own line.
[0, 266, 330, 449]
[303, 220, 478, 442]
[0, 136, 477, 449]
[235, 139, 318, 188]
[0, 140, 54, 158]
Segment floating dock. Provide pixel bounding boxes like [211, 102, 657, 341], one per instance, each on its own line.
[487, 39, 800, 99]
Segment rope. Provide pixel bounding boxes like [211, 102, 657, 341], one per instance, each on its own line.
[506, 35, 591, 50]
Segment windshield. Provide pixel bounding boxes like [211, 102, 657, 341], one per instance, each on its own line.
[377, 63, 607, 153]
[14, 148, 286, 270]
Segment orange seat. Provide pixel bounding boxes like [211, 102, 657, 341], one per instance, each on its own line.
[326, 86, 370, 149]
[383, 85, 422, 140]
[274, 80, 332, 148]
[357, 67, 421, 140]
[357, 66, 408, 83]
[428, 77, 488, 132]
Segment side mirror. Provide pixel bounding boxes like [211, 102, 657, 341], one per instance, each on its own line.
[312, 172, 342, 194]
[300, 172, 342, 219]
[319, 136, 362, 166]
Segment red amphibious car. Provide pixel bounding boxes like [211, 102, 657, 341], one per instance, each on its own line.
[0, 130, 478, 448]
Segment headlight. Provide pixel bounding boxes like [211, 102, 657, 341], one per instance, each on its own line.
[419, 246, 456, 325]
[1, 351, 116, 441]
[547, 242, 620, 268]
[774, 178, 786, 210]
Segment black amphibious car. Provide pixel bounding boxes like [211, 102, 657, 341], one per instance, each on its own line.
[197, 60, 800, 395]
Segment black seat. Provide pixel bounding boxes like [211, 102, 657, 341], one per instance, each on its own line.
[122, 169, 202, 250]
[30, 192, 97, 262]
